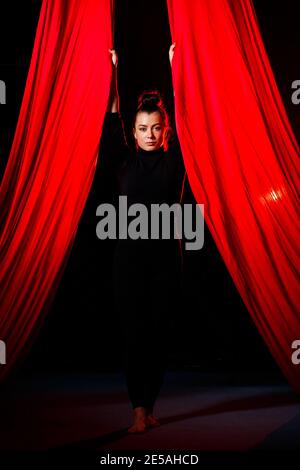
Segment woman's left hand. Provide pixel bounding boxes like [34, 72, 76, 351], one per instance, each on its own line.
[169, 43, 176, 66]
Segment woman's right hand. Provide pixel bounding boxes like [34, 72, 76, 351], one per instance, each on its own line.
[109, 49, 118, 68]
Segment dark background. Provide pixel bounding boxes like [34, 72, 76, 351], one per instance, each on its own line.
[0, 1, 299, 377]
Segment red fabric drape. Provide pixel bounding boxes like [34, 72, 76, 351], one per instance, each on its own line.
[0, 0, 114, 380]
[167, 0, 300, 391]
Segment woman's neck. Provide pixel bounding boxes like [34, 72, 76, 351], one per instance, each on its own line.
[137, 145, 165, 156]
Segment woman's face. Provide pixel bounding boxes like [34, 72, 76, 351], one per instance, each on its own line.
[133, 111, 166, 151]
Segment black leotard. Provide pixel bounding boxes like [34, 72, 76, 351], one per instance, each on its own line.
[99, 111, 186, 412]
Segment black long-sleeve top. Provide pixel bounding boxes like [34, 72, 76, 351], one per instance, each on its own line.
[99, 112, 186, 211]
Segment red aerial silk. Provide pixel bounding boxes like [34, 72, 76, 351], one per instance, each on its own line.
[0, 0, 114, 380]
[167, 0, 300, 391]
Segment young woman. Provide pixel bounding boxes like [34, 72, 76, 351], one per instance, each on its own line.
[100, 44, 186, 433]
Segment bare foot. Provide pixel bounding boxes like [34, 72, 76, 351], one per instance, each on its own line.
[145, 414, 161, 428]
[127, 407, 147, 434]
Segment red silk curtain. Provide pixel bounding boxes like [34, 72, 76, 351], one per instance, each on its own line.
[167, 0, 300, 391]
[0, 0, 114, 380]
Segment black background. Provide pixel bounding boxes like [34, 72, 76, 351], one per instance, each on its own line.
[0, 1, 299, 377]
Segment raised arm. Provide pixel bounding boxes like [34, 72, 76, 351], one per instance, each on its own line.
[168, 42, 180, 149]
[107, 49, 119, 113]
[168, 42, 186, 193]
[99, 49, 129, 171]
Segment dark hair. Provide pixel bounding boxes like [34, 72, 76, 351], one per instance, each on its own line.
[133, 90, 171, 150]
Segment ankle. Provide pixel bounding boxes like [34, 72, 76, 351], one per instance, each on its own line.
[133, 406, 147, 417]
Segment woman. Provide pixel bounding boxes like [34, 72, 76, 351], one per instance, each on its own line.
[100, 44, 186, 433]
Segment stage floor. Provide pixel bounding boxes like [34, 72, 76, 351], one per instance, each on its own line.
[0, 370, 299, 466]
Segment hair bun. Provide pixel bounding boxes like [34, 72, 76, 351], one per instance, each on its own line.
[138, 90, 162, 107]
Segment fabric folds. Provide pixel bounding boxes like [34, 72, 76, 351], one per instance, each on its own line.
[0, 0, 114, 380]
[167, 0, 300, 391]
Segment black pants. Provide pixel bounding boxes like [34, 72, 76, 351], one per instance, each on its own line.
[113, 238, 182, 412]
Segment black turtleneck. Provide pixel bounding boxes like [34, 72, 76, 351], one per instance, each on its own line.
[99, 112, 186, 209]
